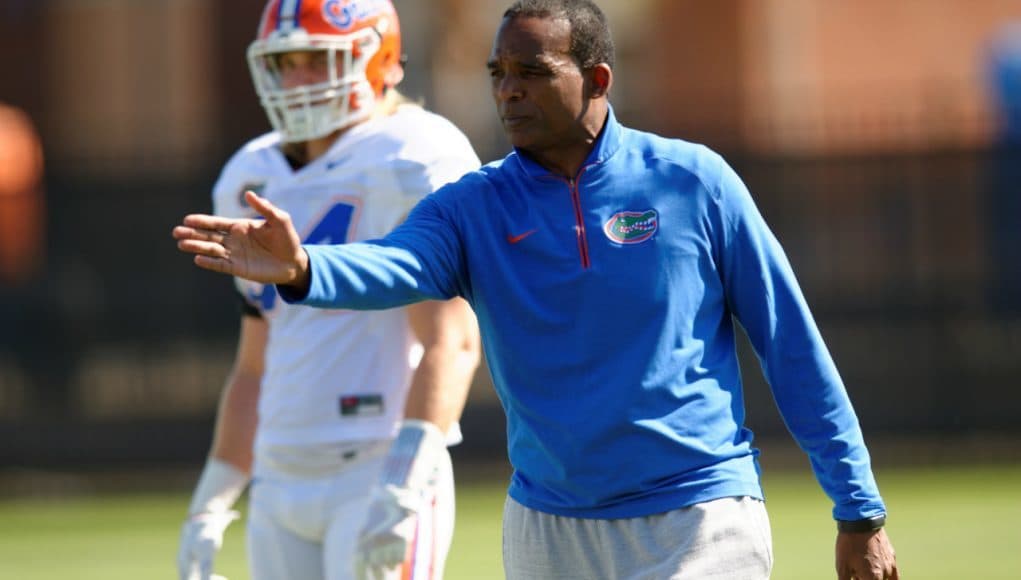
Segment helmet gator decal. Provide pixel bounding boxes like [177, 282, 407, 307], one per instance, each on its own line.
[323, 0, 390, 32]
[603, 210, 658, 244]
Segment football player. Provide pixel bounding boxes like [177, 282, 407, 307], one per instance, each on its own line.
[176, 1, 481, 579]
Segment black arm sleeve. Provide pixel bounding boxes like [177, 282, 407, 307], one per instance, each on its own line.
[236, 288, 263, 319]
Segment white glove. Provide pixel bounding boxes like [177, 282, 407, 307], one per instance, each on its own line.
[177, 511, 240, 580]
[355, 420, 446, 580]
[177, 458, 249, 580]
[356, 484, 426, 579]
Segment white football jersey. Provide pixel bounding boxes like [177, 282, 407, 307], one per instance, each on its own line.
[212, 105, 480, 449]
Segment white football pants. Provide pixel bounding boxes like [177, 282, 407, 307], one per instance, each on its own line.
[247, 440, 455, 580]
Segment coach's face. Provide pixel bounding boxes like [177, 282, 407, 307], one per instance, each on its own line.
[488, 15, 591, 160]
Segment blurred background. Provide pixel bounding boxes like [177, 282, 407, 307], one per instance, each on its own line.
[1, 0, 1020, 577]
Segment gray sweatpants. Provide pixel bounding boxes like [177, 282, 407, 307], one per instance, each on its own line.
[502, 496, 773, 580]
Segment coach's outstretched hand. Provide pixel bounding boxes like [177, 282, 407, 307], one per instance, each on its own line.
[173, 190, 309, 287]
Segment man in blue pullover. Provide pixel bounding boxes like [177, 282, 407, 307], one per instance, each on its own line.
[175, 1, 899, 578]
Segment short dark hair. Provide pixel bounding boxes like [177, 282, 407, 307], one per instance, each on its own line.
[503, 0, 615, 69]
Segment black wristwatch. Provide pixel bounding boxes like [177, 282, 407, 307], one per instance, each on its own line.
[836, 514, 886, 533]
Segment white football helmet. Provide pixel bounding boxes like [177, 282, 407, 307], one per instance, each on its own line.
[247, 0, 404, 142]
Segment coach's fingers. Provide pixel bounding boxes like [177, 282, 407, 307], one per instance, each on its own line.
[194, 254, 236, 275]
[172, 226, 228, 245]
[178, 239, 229, 259]
[182, 213, 243, 232]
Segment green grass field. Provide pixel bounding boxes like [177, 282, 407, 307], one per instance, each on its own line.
[0, 464, 1018, 579]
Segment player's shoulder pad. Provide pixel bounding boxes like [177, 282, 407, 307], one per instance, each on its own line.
[219, 132, 282, 181]
[426, 166, 493, 206]
[384, 106, 478, 162]
[213, 132, 281, 217]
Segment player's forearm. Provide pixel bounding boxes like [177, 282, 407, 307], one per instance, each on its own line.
[208, 370, 261, 474]
[404, 342, 479, 432]
[404, 298, 481, 433]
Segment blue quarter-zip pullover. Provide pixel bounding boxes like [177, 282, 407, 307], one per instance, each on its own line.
[281, 107, 885, 521]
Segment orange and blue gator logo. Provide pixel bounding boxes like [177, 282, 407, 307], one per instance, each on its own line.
[603, 209, 658, 244]
[323, 0, 388, 31]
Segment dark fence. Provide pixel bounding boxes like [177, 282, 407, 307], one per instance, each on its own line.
[735, 147, 1021, 441]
